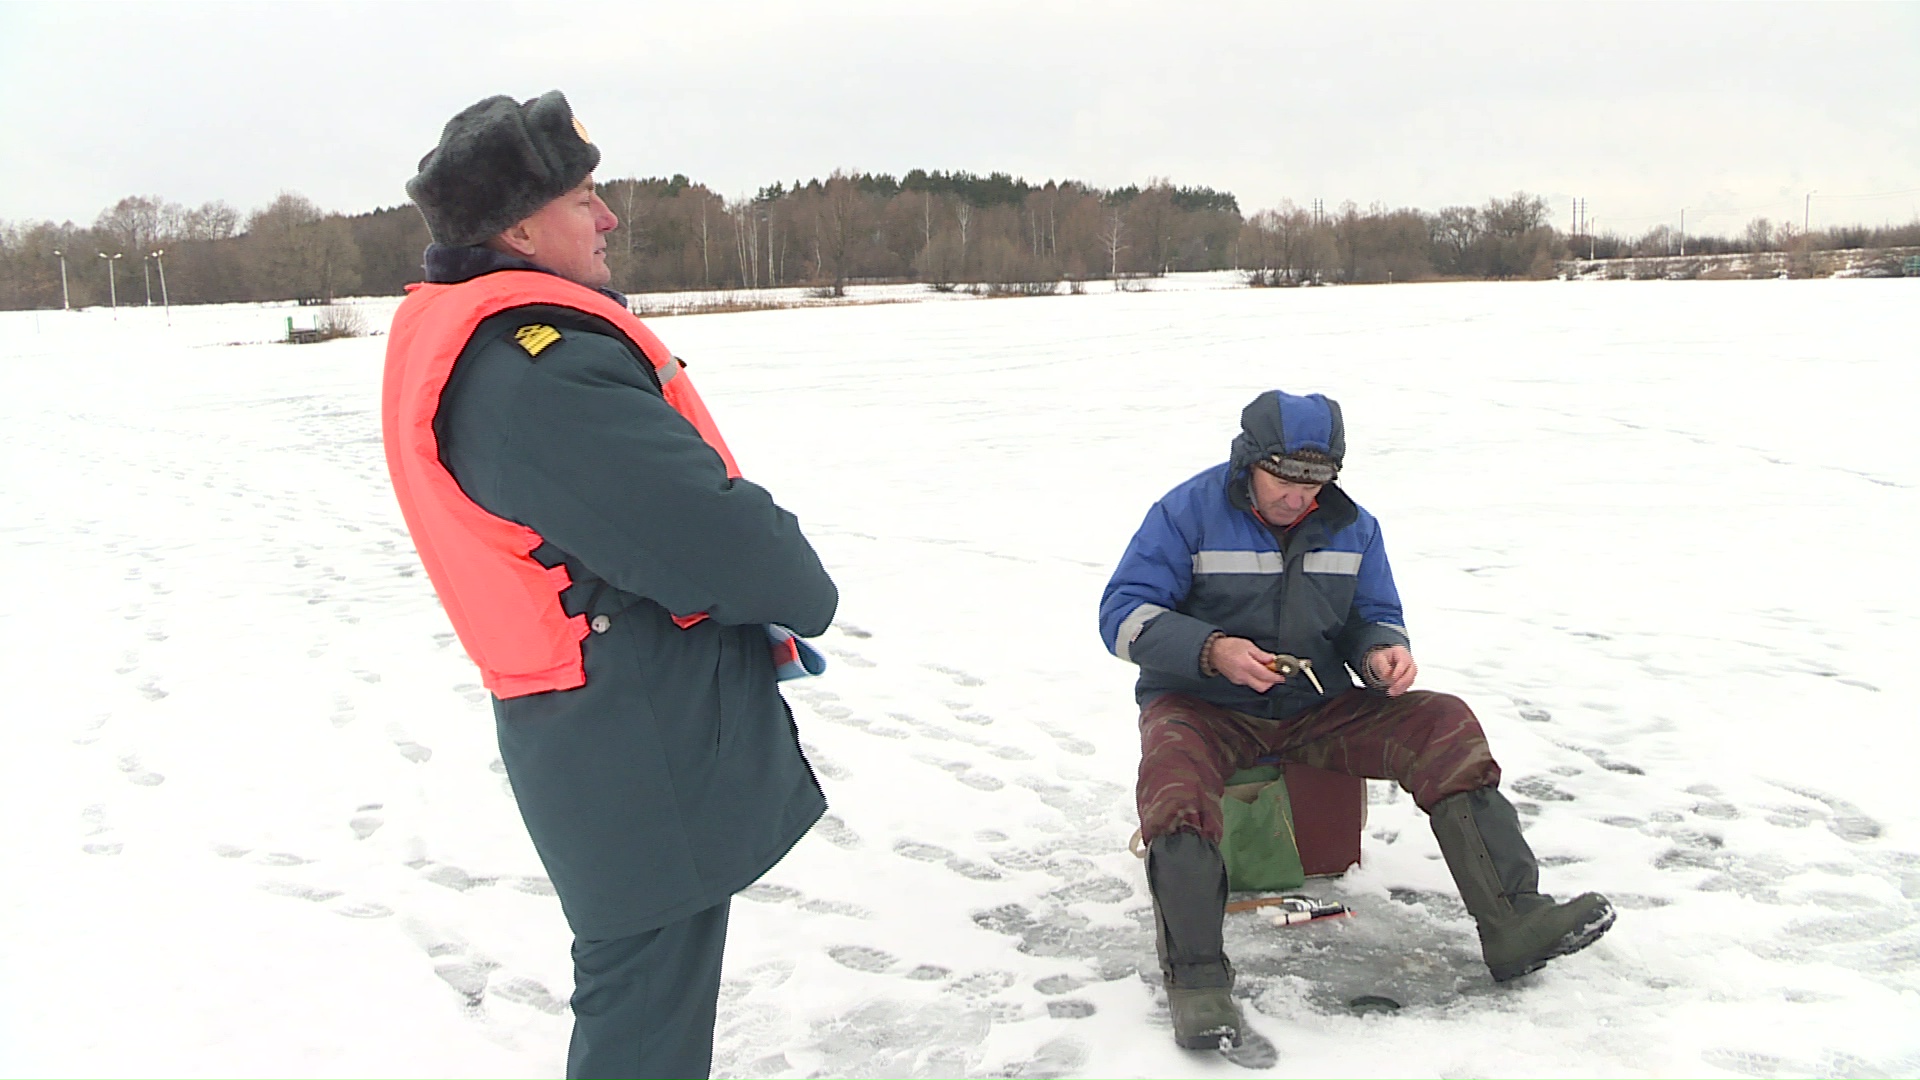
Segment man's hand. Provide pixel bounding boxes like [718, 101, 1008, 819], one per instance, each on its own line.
[1207, 636, 1284, 692]
[1366, 645, 1418, 696]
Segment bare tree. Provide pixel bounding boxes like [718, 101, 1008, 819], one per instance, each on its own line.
[950, 203, 973, 280]
[95, 196, 167, 258]
[741, 205, 758, 287]
[1098, 208, 1127, 279]
[246, 192, 361, 301]
[180, 201, 240, 241]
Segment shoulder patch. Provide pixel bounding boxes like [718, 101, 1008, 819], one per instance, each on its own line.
[513, 324, 562, 357]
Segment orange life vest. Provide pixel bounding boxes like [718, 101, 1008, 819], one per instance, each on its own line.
[382, 270, 739, 698]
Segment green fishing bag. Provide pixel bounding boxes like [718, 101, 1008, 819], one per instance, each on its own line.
[1219, 765, 1306, 892]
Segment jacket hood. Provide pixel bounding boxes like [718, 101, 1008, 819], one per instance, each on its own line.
[1229, 390, 1345, 475]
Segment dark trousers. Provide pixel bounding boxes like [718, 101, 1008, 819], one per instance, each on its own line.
[1137, 690, 1502, 844]
[567, 898, 732, 1079]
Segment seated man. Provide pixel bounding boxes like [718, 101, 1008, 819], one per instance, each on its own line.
[1098, 389, 1613, 1049]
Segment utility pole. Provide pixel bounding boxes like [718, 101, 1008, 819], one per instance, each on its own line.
[1679, 208, 1686, 257]
[1804, 191, 1816, 235]
[51, 249, 70, 310]
[98, 252, 124, 315]
[151, 250, 170, 325]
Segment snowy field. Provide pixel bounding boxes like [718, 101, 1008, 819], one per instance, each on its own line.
[2, 276, 1916, 1078]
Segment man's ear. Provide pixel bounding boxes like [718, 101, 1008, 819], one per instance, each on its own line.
[491, 222, 537, 259]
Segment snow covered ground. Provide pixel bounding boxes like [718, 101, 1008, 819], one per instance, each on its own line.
[1, 276, 1916, 1078]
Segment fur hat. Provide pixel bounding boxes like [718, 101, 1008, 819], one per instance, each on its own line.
[1253, 448, 1339, 484]
[405, 91, 601, 247]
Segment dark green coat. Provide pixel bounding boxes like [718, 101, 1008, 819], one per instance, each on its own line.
[432, 255, 836, 939]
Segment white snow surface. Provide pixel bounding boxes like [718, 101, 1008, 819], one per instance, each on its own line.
[2, 277, 1917, 1078]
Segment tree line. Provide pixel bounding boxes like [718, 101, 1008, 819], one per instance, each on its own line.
[4, 174, 1916, 310]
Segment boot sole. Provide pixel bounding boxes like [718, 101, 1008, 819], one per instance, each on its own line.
[1489, 903, 1616, 982]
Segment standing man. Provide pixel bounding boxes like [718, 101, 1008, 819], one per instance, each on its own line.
[1099, 390, 1613, 1050]
[383, 91, 837, 1078]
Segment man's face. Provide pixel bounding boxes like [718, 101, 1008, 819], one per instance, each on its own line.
[1248, 466, 1322, 526]
[510, 177, 619, 287]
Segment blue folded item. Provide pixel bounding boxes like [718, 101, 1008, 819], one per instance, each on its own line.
[767, 624, 827, 681]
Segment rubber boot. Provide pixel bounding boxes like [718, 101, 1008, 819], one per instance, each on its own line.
[1430, 787, 1616, 981]
[1146, 830, 1245, 1049]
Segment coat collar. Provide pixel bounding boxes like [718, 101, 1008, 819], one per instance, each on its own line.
[421, 242, 628, 306]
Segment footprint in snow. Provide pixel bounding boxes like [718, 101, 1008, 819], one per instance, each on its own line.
[1557, 740, 1646, 775]
[1034, 973, 1086, 995]
[991, 847, 1050, 873]
[403, 922, 558, 1012]
[924, 663, 984, 687]
[393, 739, 433, 764]
[1031, 720, 1096, 757]
[828, 944, 898, 973]
[739, 880, 873, 919]
[893, 838, 1003, 881]
[943, 699, 997, 727]
[1762, 803, 1817, 829]
[944, 968, 1016, 1001]
[970, 903, 1145, 981]
[798, 998, 990, 1079]
[799, 741, 851, 781]
[821, 643, 877, 668]
[80, 804, 122, 855]
[993, 1035, 1089, 1079]
[719, 957, 795, 1004]
[350, 804, 383, 839]
[1509, 775, 1575, 803]
[511, 875, 558, 896]
[490, 974, 567, 1015]
[915, 754, 1005, 792]
[256, 871, 395, 918]
[421, 863, 499, 892]
[1768, 781, 1884, 843]
[809, 812, 862, 849]
[1044, 875, 1135, 904]
[117, 754, 165, 786]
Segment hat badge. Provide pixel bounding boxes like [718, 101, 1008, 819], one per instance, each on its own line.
[572, 116, 592, 144]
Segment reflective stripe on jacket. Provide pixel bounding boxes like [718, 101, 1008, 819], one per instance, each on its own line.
[382, 270, 737, 697]
[1098, 464, 1410, 719]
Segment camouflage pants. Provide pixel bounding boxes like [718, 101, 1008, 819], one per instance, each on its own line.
[1136, 690, 1501, 844]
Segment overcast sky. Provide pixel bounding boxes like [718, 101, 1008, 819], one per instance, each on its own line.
[3, 1, 1916, 240]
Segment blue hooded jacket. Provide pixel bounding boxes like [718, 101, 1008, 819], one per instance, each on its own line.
[1098, 390, 1410, 718]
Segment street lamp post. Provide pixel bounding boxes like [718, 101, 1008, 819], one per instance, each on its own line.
[51, 249, 70, 311]
[150, 250, 170, 325]
[98, 252, 124, 314]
